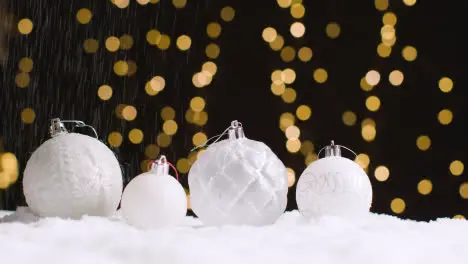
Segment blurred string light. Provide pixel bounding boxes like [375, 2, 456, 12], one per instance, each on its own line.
[0, 152, 19, 189]
[180, 6, 235, 176]
[17, 18, 33, 35]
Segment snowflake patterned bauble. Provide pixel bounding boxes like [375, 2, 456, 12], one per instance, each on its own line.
[188, 120, 288, 226]
[23, 118, 123, 219]
[121, 155, 187, 229]
[296, 141, 373, 218]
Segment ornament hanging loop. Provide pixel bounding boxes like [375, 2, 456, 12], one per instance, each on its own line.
[49, 118, 98, 138]
[317, 140, 358, 159]
[190, 120, 245, 152]
[149, 155, 179, 180]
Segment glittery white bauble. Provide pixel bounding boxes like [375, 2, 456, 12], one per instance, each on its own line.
[188, 138, 288, 226]
[121, 171, 187, 229]
[23, 133, 123, 218]
[296, 156, 373, 218]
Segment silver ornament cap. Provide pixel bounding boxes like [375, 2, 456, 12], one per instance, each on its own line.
[228, 120, 245, 140]
[151, 155, 170, 176]
[49, 118, 68, 137]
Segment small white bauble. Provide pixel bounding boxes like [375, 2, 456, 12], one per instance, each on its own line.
[23, 118, 123, 219]
[121, 155, 187, 229]
[296, 141, 373, 218]
[188, 120, 288, 226]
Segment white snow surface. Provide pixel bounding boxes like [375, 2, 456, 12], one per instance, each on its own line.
[1, 207, 467, 264]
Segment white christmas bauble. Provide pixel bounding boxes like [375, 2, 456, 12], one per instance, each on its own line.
[23, 133, 123, 218]
[296, 156, 373, 218]
[121, 168, 187, 229]
[188, 137, 288, 226]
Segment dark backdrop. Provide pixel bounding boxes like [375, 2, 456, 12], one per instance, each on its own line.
[1, 0, 467, 221]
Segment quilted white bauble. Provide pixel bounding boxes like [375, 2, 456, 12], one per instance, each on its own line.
[296, 141, 373, 218]
[188, 120, 288, 226]
[121, 156, 187, 229]
[23, 120, 123, 219]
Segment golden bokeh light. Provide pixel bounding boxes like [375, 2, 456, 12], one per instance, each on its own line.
[161, 106, 176, 121]
[108, 131, 123, 147]
[149, 76, 166, 93]
[176, 35, 192, 51]
[438, 77, 453, 93]
[285, 126, 300, 140]
[280, 46, 296, 62]
[193, 132, 208, 146]
[136, 0, 151, 5]
[220, 6, 235, 22]
[389, 70, 404, 86]
[21, 108, 35, 124]
[375, 166, 390, 181]
[279, 112, 295, 131]
[271, 82, 286, 96]
[271, 70, 282, 83]
[207, 22, 222, 39]
[270, 35, 285, 51]
[262, 27, 277, 43]
[360, 77, 374, 92]
[202, 61, 217, 76]
[114, 60, 129, 76]
[313, 68, 328, 83]
[18, 58, 33, 73]
[296, 105, 311, 121]
[382, 12, 397, 26]
[83, 38, 99, 53]
[402, 46, 417, 61]
[119, 35, 134, 50]
[416, 135, 431, 151]
[342, 111, 357, 126]
[300, 140, 314, 155]
[437, 109, 453, 125]
[459, 183, 468, 199]
[375, 0, 389, 11]
[290, 22, 305, 38]
[126, 60, 137, 76]
[145, 144, 160, 159]
[362, 118, 376, 127]
[157, 34, 171, 50]
[282, 68, 296, 84]
[366, 96, 381, 112]
[157, 133, 171, 148]
[403, 0, 417, 6]
[76, 8, 92, 24]
[128, 128, 144, 144]
[450, 160, 464, 176]
[122, 105, 137, 121]
[114, 0, 130, 8]
[298, 47, 312, 62]
[365, 70, 381, 86]
[163, 120, 178, 136]
[97, 85, 113, 101]
[287, 168, 296, 187]
[290, 3, 305, 19]
[205, 43, 220, 59]
[146, 29, 161, 46]
[172, 0, 187, 8]
[281, 88, 296, 103]
[377, 43, 392, 58]
[391, 198, 406, 214]
[361, 124, 376, 142]
[15, 72, 30, 88]
[355, 153, 370, 169]
[380, 25, 395, 41]
[0, 152, 19, 188]
[417, 179, 432, 195]
[193, 111, 208, 126]
[325, 22, 341, 39]
[305, 153, 318, 165]
[176, 158, 190, 173]
[286, 138, 301, 153]
[277, 0, 292, 8]
[18, 18, 33, 35]
[454, 215, 465, 220]
[190, 97, 206, 112]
